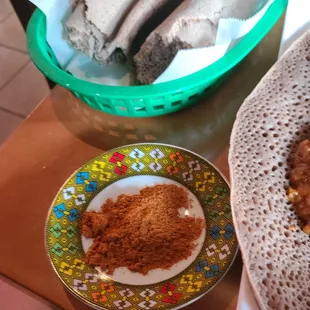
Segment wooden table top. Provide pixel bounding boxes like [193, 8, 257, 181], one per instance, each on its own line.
[0, 15, 284, 310]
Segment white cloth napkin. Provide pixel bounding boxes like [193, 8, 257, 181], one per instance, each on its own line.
[236, 1, 310, 309]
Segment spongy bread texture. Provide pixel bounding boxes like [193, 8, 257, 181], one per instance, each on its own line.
[134, 0, 258, 84]
[101, 0, 171, 62]
[66, 2, 93, 57]
[85, 0, 136, 39]
[66, 0, 136, 64]
[229, 30, 310, 309]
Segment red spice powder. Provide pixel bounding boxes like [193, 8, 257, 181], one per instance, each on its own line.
[81, 184, 204, 275]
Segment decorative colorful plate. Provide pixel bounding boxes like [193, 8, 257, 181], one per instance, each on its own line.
[46, 143, 238, 310]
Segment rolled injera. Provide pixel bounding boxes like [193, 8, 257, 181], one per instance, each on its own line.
[100, 0, 172, 63]
[65, 2, 92, 58]
[65, 0, 136, 63]
[134, 0, 258, 84]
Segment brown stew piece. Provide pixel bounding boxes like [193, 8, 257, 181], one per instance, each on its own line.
[289, 139, 310, 234]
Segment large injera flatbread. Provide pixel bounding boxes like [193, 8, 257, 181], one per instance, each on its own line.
[229, 30, 310, 309]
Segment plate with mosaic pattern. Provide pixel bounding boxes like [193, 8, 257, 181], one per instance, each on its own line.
[46, 143, 238, 310]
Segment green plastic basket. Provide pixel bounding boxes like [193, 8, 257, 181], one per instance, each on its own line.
[27, 0, 287, 118]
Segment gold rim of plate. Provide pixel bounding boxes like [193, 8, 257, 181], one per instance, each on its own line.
[45, 143, 238, 310]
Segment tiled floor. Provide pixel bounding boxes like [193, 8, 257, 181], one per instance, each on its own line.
[0, 0, 52, 308]
[0, 0, 50, 145]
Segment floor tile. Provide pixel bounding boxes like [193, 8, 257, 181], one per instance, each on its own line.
[0, 13, 27, 52]
[0, 46, 29, 89]
[0, 109, 23, 144]
[0, 61, 50, 116]
[0, 0, 13, 23]
[0, 277, 54, 310]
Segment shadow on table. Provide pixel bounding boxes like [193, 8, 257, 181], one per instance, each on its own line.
[64, 289, 93, 309]
[51, 72, 243, 164]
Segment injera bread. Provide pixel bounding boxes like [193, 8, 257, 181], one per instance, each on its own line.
[66, 0, 136, 63]
[134, 0, 258, 84]
[66, 2, 93, 58]
[85, 0, 136, 37]
[101, 0, 171, 62]
[229, 30, 310, 309]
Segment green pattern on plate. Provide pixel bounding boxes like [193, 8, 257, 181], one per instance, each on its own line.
[46, 144, 237, 309]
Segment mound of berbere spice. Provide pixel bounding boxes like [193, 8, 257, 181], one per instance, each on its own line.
[81, 184, 204, 275]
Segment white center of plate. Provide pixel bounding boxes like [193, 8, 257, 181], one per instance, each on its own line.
[82, 175, 206, 286]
